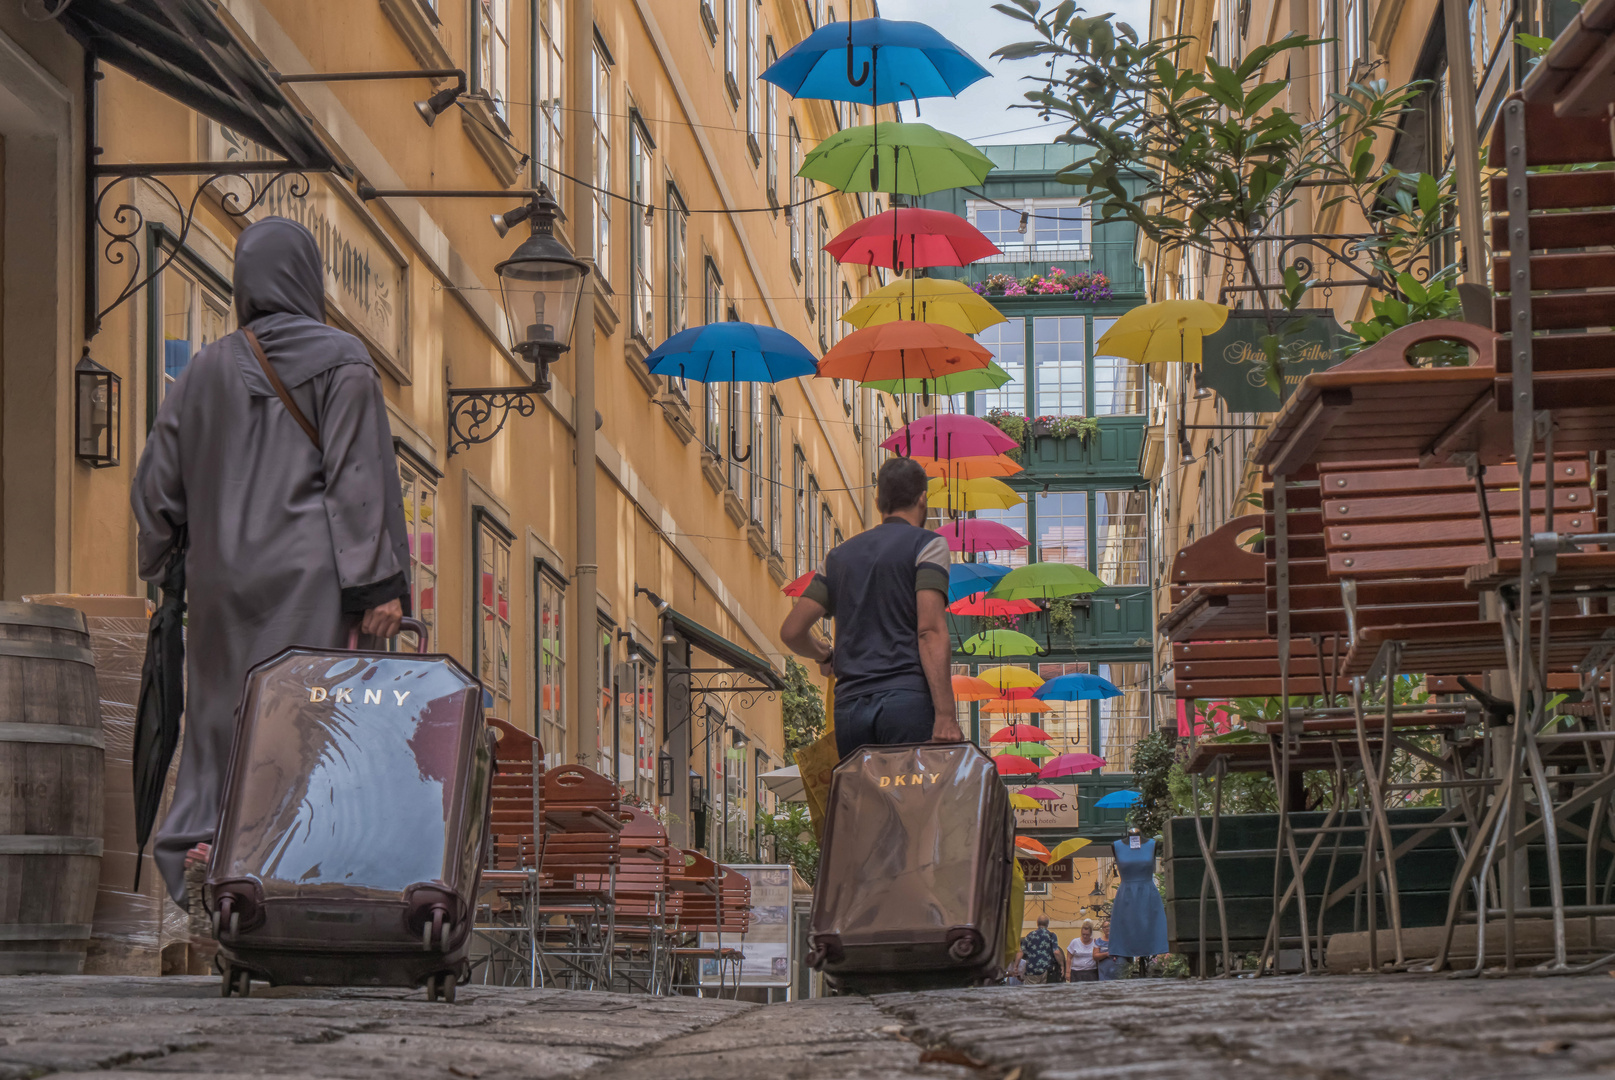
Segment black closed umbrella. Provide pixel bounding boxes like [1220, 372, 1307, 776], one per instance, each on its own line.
[132, 528, 186, 889]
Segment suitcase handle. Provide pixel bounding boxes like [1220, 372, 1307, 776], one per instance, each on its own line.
[347, 617, 430, 652]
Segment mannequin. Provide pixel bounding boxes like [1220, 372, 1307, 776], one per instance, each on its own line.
[1107, 827, 1168, 969]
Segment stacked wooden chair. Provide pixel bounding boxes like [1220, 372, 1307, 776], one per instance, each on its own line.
[535, 764, 623, 989]
[666, 850, 749, 995]
[608, 806, 673, 993]
[472, 719, 544, 987]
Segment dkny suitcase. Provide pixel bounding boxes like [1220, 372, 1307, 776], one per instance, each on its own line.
[205, 619, 494, 1002]
[806, 741, 1014, 994]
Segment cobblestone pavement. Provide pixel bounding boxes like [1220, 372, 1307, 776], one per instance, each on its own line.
[3, 973, 1615, 1079]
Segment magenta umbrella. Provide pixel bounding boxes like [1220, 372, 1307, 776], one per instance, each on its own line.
[1018, 785, 1063, 800]
[937, 519, 1030, 554]
[1039, 753, 1106, 779]
[880, 413, 1018, 459]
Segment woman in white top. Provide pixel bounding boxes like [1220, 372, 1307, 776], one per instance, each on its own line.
[1067, 919, 1107, 983]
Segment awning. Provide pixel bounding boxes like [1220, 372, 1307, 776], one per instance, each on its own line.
[760, 764, 805, 802]
[57, 0, 340, 171]
[664, 607, 785, 692]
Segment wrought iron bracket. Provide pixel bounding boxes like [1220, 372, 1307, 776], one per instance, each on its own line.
[446, 375, 543, 456]
[1212, 232, 1433, 306]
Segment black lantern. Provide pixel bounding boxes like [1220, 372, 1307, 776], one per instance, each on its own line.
[75, 348, 120, 468]
[493, 187, 589, 394]
[658, 752, 675, 798]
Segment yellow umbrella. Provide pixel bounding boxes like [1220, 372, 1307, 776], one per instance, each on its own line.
[1048, 837, 1092, 862]
[843, 276, 1009, 334]
[1009, 792, 1041, 811]
[927, 476, 1024, 512]
[1094, 299, 1229, 366]
[978, 665, 1043, 692]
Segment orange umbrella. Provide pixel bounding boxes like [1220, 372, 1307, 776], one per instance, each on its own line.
[1014, 836, 1051, 862]
[915, 454, 1023, 480]
[818, 321, 992, 382]
[951, 674, 998, 701]
[981, 698, 1054, 715]
[989, 724, 1052, 743]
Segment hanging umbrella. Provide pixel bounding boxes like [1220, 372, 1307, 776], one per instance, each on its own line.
[947, 595, 1039, 617]
[988, 562, 1107, 600]
[800, 121, 997, 195]
[1036, 672, 1124, 701]
[981, 698, 1053, 715]
[929, 477, 1024, 513]
[1019, 785, 1063, 800]
[994, 754, 1040, 776]
[996, 741, 1056, 758]
[996, 686, 1042, 701]
[1048, 837, 1093, 862]
[1040, 752, 1107, 779]
[1008, 792, 1042, 811]
[1014, 836, 1052, 862]
[865, 361, 1012, 398]
[133, 534, 186, 889]
[645, 322, 817, 382]
[978, 665, 1043, 692]
[782, 571, 816, 597]
[818, 321, 992, 383]
[1093, 299, 1230, 367]
[949, 562, 1013, 602]
[937, 518, 1030, 554]
[760, 17, 991, 105]
[990, 724, 1052, 743]
[826, 208, 1000, 271]
[881, 414, 1018, 459]
[916, 453, 1023, 480]
[951, 673, 999, 701]
[960, 628, 1042, 657]
[846, 277, 1009, 335]
[1095, 790, 1144, 809]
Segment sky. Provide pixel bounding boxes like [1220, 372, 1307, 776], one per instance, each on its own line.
[876, 0, 1153, 145]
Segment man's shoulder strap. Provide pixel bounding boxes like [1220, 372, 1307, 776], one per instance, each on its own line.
[242, 328, 321, 452]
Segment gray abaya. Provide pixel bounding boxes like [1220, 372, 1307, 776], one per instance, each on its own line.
[132, 217, 411, 902]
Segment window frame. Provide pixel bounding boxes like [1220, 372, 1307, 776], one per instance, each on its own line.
[472, 0, 511, 117]
[788, 121, 803, 277]
[628, 112, 655, 341]
[535, 560, 568, 768]
[793, 446, 807, 578]
[146, 226, 232, 433]
[534, 0, 564, 201]
[965, 197, 1090, 260]
[703, 258, 724, 452]
[472, 508, 515, 712]
[769, 397, 784, 555]
[395, 444, 440, 649]
[764, 39, 779, 205]
[591, 44, 613, 283]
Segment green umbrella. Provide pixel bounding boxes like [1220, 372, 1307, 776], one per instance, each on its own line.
[999, 742, 1057, 759]
[798, 121, 997, 196]
[960, 628, 1044, 657]
[865, 360, 1012, 397]
[987, 563, 1107, 600]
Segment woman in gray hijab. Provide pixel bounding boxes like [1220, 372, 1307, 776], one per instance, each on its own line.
[132, 216, 411, 902]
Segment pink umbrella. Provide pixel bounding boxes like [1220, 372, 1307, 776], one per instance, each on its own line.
[880, 414, 1018, 459]
[937, 519, 1030, 554]
[1018, 785, 1063, 800]
[1039, 753, 1106, 779]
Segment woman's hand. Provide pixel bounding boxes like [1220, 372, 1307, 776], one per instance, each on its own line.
[361, 598, 404, 638]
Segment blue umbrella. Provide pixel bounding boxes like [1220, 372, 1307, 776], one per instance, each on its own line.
[1035, 673, 1124, 701]
[1095, 789, 1143, 809]
[645, 322, 817, 383]
[760, 18, 990, 107]
[948, 562, 1012, 603]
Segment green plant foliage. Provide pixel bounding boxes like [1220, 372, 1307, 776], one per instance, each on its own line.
[759, 802, 820, 884]
[781, 657, 825, 757]
[1046, 596, 1078, 639]
[1128, 730, 1177, 838]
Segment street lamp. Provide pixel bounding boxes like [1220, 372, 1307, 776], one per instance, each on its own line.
[493, 188, 588, 394]
[75, 348, 120, 468]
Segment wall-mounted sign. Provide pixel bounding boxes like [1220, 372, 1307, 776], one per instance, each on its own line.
[1198, 310, 1346, 412]
[1019, 857, 1075, 883]
[204, 122, 410, 382]
[1014, 792, 1080, 831]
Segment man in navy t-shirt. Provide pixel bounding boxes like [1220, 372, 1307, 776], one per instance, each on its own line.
[780, 457, 962, 758]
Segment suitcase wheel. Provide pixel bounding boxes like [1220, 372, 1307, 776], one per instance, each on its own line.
[422, 908, 452, 952]
[425, 972, 456, 1004]
[220, 965, 251, 999]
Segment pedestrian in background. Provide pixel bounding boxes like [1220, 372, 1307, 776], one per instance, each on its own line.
[1096, 918, 1121, 981]
[1067, 919, 1107, 983]
[1018, 915, 1061, 985]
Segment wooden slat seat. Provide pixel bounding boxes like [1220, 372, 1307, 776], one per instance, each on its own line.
[1344, 613, 1615, 677]
[1465, 550, 1615, 591]
[1185, 738, 1376, 775]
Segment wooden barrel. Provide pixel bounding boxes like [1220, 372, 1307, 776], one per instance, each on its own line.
[0, 602, 103, 974]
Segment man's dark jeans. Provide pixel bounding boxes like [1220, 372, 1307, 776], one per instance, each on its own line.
[834, 688, 935, 759]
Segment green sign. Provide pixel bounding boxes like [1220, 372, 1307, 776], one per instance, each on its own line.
[1198, 310, 1347, 412]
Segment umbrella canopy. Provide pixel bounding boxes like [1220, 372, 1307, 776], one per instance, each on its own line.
[645, 322, 817, 382]
[981, 697, 1053, 715]
[950, 673, 999, 701]
[996, 686, 1042, 701]
[948, 561, 1012, 602]
[800, 121, 997, 195]
[916, 453, 1023, 480]
[1048, 837, 1093, 862]
[760, 764, 806, 802]
[1094, 299, 1230, 366]
[1008, 792, 1042, 811]
[1014, 836, 1052, 861]
[989, 723, 1052, 743]
[133, 537, 187, 888]
[1040, 752, 1107, 779]
[1095, 789, 1144, 809]
[818, 321, 992, 383]
[978, 665, 1044, 692]
[996, 741, 1055, 758]
[994, 754, 1040, 775]
[959, 628, 1042, 657]
[1018, 785, 1062, 800]
[881, 414, 1019, 458]
[760, 17, 991, 105]
[1035, 672, 1124, 701]
[826, 208, 1000, 271]
[865, 361, 1012, 397]
[928, 476, 1024, 513]
[782, 570, 816, 597]
[947, 595, 1040, 616]
[845, 277, 1009, 335]
[937, 518, 1030, 554]
[988, 562, 1107, 599]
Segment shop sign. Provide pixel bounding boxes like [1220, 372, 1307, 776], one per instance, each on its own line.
[1013, 792, 1080, 831]
[1019, 857, 1075, 883]
[205, 122, 410, 381]
[701, 864, 793, 986]
[1198, 310, 1347, 412]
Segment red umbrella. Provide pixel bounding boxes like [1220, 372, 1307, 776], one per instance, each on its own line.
[948, 595, 1039, 616]
[1039, 752, 1106, 779]
[880, 414, 1018, 459]
[818, 322, 992, 383]
[937, 519, 1030, 553]
[825, 208, 1001, 271]
[989, 724, 1052, 743]
[1018, 785, 1063, 799]
[782, 571, 815, 597]
[993, 754, 1039, 775]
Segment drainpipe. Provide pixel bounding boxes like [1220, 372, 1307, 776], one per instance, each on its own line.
[1443, 0, 1487, 285]
[571, 0, 599, 767]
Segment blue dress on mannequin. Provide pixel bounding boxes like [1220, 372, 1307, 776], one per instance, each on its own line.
[1108, 836, 1168, 957]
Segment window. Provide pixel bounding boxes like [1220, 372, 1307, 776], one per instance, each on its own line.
[966, 198, 1089, 259]
[793, 447, 807, 576]
[536, 564, 566, 767]
[1095, 489, 1148, 586]
[1097, 662, 1150, 771]
[817, 209, 830, 348]
[1034, 316, 1085, 416]
[805, 188, 817, 318]
[729, 380, 744, 490]
[750, 384, 765, 525]
[975, 505, 1028, 568]
[765, 40, 779, 203]
[666, 183, 689, 339]
[154, 256, 230, 421]
[788, 122, 803, 272]
[1035, 491, 1088, 566]
[746, 0, 759, 155]
[1037, 661, 1092, 755]
[770, 398, 784, 555]
[703, 259, 723, 451]
[397, 455, 438, 647]
[974, 318, 1025, 415]
[725, 0, 739, 101]
[629, 117, 655, 340]
[596, 618, 613, 776]
[808, 476, 823, 570]
[821, 502, 834, 569]
[592, 45, 612, 281]
[840, 282, 852, 350]
[536, 0, 564, 200]
[1092, 316, 1144, 415]
[474, 0, 510, 116]
[473, 511, 513, 711]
